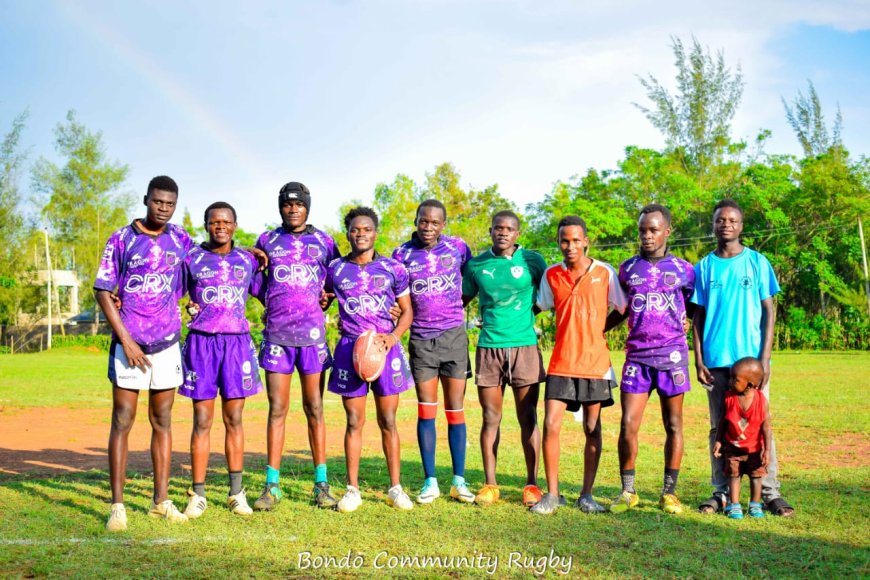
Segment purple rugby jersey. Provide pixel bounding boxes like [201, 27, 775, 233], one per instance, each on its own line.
[325, 254, 410, 339]
[184, 245, 261, 335]
[94, 221, 192, 353]
[392, 234, 472, 340]
[619, 254, 695, 370]
[255, 225, 340, 346]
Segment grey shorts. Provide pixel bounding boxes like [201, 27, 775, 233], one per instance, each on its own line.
[475, 345, 546, 388]
[545, 375, 616, 412]
[408, 325, 471, 383]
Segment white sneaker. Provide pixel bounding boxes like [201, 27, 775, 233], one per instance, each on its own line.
[228, 488, 253, 516]
[184, 489, 208, 519]
[387, 485, 414, 511]
[338, 486, 363, 513]
[149, 499, 189, 524]
[416, 479, 440, 504]
[449, 482, 476, 504]
[106, 503, 127, 532]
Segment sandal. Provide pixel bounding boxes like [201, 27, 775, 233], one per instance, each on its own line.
[698, 495, 725, 514]
[765, 497, 795, 517]
[748, 502, 764, 518]
[725, 502, 743, 519]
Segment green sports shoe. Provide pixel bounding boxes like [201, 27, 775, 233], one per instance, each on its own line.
[610, 490, 640, 514]
[313, 482, 338, 509]
[253, 484, 283, 511]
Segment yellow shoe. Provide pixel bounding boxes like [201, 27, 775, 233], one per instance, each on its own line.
[659, 493, 684, 515]
[522, 484, 543, 507]
[475, 484, 500, 505]
[148, 499, 189, 524]
[609, 491, 639, 514]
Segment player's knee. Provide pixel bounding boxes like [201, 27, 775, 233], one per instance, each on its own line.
[346, 412, 365, 432]
[664, 415, 683, 437]
[376, 412, 397, 432]
[543, 413, 562, 434]
[268, 399, 289, 420]
[150, 412, 171, 432]
[302, 399, 323, 420]
[583, 420, 601, 438]
[111, 406, 136, 432]
[481, 407, 502, 429]
[621, 414, 641, 437]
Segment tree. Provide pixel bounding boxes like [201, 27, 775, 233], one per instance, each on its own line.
[635, 36, 744, 179]
[0, 111, 29, 325]
[32, 111, 132, 311]
[782, 81, 843, 158]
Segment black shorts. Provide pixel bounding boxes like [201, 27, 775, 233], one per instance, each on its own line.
[545, 375, 616, 412]
[408, 325, 471, 384]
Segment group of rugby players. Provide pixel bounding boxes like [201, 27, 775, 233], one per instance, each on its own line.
[96, 176, 794, 532]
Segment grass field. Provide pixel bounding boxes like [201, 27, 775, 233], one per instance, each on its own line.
[1, 348, 868, 577]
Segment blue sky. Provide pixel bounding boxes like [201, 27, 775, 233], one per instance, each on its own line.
[2, 0, 869, 234]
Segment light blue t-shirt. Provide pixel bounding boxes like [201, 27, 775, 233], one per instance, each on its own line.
[691, 248, 780, 369]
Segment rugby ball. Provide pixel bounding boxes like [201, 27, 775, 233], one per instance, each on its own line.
[353, 330, 389, 382]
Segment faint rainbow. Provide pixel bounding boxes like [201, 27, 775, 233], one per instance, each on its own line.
[57, 1, 271, 179]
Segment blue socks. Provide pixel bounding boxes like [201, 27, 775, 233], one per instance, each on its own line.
[446, 409, 466, 478]
[266, 465, 280, 486]
[314, 463, 327, 484]
[417, 417, 437, 479]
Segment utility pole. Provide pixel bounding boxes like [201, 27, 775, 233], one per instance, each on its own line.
[859, 218, 870, 318]
[43, 229, 52, 350]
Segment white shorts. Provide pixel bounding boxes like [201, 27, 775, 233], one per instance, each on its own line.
[108, 341, 183, 391]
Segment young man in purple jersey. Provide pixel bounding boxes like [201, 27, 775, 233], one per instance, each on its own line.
[392, 200, 475, 504]
[178, 202, 264, 519]
[253, 182, 341, 510]
[606, 204, 695, 515]
[324, 207, 415, 512]
[95, 176, 192, 531]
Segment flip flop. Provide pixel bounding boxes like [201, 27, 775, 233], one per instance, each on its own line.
[698, 495, 724, 514]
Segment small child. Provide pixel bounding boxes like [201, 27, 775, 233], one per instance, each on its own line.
[713, 357, 772, 519]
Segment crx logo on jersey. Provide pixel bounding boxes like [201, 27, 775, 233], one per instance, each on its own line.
[273, 263, 319, 284]
[630, 292, 677, 312]
[344, 294, 388, 315]
[201, 285, 246, 304]
[410, 273, 457, 294]
[124, 273, 174, 294]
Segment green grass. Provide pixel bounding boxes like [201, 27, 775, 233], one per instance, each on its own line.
[0, 348, 868, 577]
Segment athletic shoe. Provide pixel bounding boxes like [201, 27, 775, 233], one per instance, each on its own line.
[748, 501, 765, 518]
[183, 488, 208, 519]
[726, 502, 744, 519]
[416, 479, 441, 504]
[575, 495, 606, 514]
[387, 485, 414, 511]
[338, 486, 362, 513]
[475, 484, 500, 506]
[313, 482, 338, 509]
[228, 488, 253, 516]
[659, 493, 684, 515]
[449, 483, 475, 504]
[106, 503, 127, 532]
[522, 484, 544, 507]
[148, 499, 189, 524]
[529, 493, 561, 515]
[609, 491, 640, 514]
[253, 484, 283, 511]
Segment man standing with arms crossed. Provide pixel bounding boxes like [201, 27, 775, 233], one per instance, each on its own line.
[692, 199, 794, 517]
[462, 210, 546, 506]
[253, 182, 341, 510]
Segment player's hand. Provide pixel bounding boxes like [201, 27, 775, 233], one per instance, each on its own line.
[761, 449, 770, 467]
[121, 339, 151, 371]
[713, 441, 722, 458]
[374, 333, 395, 352]
[760, 358, 771, 389]
[248, 247, 269, 272]
[320, 291, 335, 311]
[110, 292, 122, 310]
[186, 302, 201, 318]
[388, 303, 401, 323]
[696, 362, 714, 388]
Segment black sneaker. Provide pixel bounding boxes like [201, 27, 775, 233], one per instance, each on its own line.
[313, 481, 338, 509]
[253, 484, 283, 511]
[529, 492, 561, 515]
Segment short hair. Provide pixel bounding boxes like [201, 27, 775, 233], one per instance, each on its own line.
[344, 206, 379, 230]
[639, 203, 671, 226]
[147, 175, 178, 198]
[492, 210, 520, 228]
[713, 199, 743, 218]
[415, 199, 447, 222]
[557, 215, 587, 236]
[732, 356, 764, 385]
[204, 201, 237, 224]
